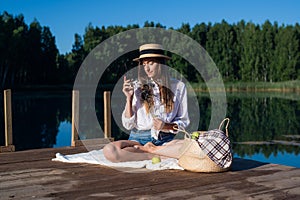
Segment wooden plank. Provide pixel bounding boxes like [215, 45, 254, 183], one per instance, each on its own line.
[0, 145, 15, 153]
[0, 148, 300, 199]
[0, 147, 299, 199]
[4, 89, 13, 146]
[0, 146, 88, 165]
[71, 90, 79, 147]
[1, 89, 15, 153]
[104, 91, 111, 138]
[72, 138, 113, 147]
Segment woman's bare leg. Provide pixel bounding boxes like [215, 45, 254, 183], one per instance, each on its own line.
[135, 140, 184, 159]
[103, 140, 154, 162]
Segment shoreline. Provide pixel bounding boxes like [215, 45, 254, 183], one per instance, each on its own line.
[191, 80, 300, 93]
[2, 80, 299, 93]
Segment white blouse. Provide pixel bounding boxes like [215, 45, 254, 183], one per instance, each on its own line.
[122, 78, 190, 138]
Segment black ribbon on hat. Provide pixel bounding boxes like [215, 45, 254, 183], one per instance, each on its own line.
[140, 49, 165, 55]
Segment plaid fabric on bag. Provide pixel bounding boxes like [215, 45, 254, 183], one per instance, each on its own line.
[197, 129, 232, 168]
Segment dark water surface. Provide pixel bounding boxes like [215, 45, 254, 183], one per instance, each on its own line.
[0, 90, 299, 168]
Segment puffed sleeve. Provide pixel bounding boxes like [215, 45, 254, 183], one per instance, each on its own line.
[121, 111, 136, 130]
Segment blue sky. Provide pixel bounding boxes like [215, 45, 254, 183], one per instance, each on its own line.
[1, 0, 299, 54]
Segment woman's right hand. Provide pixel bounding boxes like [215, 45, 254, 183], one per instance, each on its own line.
[122, 76, 134, 99]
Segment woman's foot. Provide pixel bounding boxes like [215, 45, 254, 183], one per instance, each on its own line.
[134, 142, 161, 153]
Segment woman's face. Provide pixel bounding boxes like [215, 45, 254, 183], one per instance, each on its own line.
[142, 58, 160, 79]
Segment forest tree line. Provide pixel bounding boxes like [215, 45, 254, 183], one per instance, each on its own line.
[0, 11, 300, 90]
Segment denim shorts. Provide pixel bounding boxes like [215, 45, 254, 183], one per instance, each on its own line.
[128, 129, 152, 145]
[151, 131, 175, 146]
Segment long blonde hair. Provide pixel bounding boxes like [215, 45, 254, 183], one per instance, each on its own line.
[138, 58, 174, 114]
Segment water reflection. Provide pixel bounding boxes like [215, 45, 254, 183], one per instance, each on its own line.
[226, 92, 300, 167]
[0, 91, 71, 150]
[195, 92, 300, 167]
[53, 120, 71, 148]
[0, 91, 299, 167]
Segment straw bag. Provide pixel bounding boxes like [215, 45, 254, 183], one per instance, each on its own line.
[177, 118, 232, 173]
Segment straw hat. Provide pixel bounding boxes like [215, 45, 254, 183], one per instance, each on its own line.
[133, 43, 171, 61]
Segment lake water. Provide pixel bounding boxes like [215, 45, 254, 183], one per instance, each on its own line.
[0, 90, 299, 168]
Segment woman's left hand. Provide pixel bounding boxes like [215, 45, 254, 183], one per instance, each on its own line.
[153, 118, 165, 131]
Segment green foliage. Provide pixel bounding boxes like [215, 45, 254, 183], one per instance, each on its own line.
[1, 11, 300, 90]
[0, 12, 59, 89]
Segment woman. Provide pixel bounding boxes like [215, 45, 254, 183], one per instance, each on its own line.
[103, 43, 190, 162]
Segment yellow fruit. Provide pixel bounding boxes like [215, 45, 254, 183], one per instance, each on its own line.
[191, 131, 200, 139]
[152, 156, 161, 164]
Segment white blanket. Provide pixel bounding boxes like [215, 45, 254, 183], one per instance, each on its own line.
[52, 149, 183, 171]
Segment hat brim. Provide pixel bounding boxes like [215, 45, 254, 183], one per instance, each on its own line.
[133, 54, 171, 61]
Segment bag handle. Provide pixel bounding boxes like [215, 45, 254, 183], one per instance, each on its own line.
[173, 117, 230, 138]
[218, 118, 230, 137]
[173, 125, 191, 139]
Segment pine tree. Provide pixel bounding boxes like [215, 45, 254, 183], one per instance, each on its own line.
[273, 25, 299, 81]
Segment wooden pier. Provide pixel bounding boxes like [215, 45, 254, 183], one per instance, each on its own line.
[0, 146, 300, 199]
[1, 89, 113, 151]
[1, 89, 300, 199]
